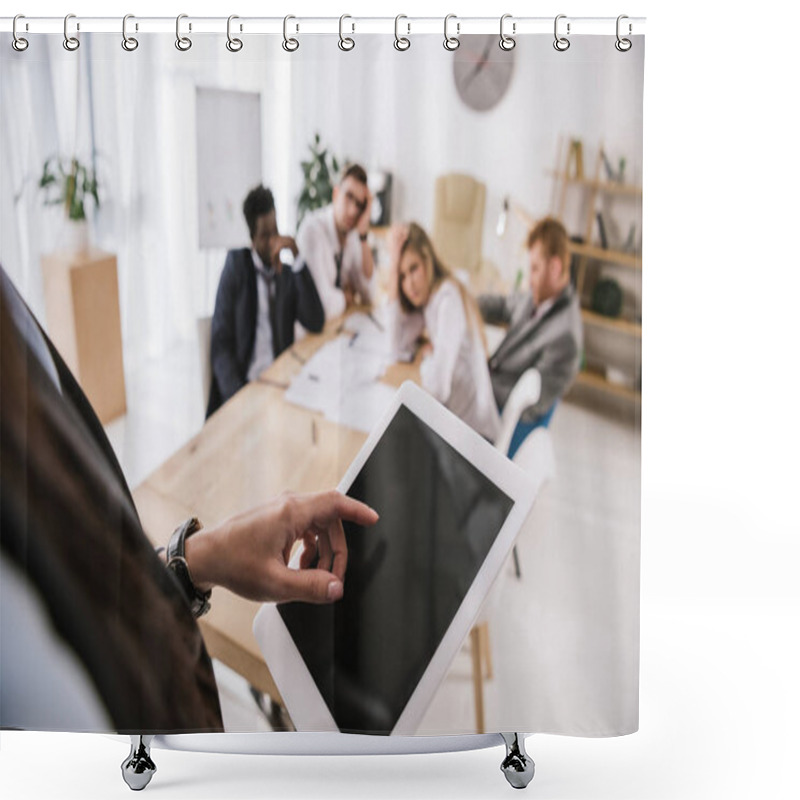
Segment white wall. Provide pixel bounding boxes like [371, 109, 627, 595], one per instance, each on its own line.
[281, 34, 644, 283]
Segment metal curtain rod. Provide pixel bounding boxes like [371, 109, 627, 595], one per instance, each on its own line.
[1, 15, 646, 36]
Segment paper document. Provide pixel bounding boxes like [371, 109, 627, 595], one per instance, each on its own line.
[285, 334, 395, 433]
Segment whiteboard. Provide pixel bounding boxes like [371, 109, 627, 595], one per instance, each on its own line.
[195, 88, 262, 250]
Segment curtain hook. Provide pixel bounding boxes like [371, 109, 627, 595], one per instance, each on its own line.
[122, 14, 139, 52]
[226, 15, 243, 52]
[499, 14, 516, 51]
[63, 13, 80, 52]
[615, 15, 632, 52]
[12, 14, 29, 52]
[443, 14, 460, 51]
[394, 14, 410, 51]
[283, 15, 299, 52]
[339, 14, 355, 51]
[175, 14, 192, 51]
[553, 14, 570, 52]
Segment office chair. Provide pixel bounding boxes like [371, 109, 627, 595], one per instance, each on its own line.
[470, 369, 557, 733]
[432, 173, 486, 275]
[196, 315, 212, 410]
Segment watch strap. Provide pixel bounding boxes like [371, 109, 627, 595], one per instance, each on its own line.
[166, 518, 211, 618]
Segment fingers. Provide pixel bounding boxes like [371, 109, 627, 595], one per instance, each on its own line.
[319, 517, 348, 582]
[298, 531, 318, 569]
[286, 490, 378, 533]
[268, 561, 344, 605]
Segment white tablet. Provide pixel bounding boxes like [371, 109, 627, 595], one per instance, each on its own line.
[253, 381, 537, 735]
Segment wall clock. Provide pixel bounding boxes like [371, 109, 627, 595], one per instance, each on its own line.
[453, 35, 516, 112]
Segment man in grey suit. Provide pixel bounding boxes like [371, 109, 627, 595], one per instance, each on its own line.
[479, 217, 583, 425]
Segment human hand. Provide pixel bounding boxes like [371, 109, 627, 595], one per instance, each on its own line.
[343, 287, 356, 308]
[184, 491, 379, 605]
[356, 190, 373, 237]
[419, 342, 434, 359]
[269, 235, 299, 270]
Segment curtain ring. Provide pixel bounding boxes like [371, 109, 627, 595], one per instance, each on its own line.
[122, 14, 139, 52]
[12, 15, 29, 52]
[394, 15, 410, 51]
[63, 13, 80, 51]
[553, 14, 570, 52]
[226, 15, 243, 52]
[283, 15, 299, 52]
[499, 14, 516, 51]
[339, 14, 355, 51]
[615, 15, 632, 52]
[175, 14, 192, 51]
[443, 14, 460, 51]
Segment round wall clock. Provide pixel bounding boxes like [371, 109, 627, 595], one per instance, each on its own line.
[453, 35, 516, 112]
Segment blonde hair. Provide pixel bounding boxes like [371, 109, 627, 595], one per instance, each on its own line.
[397, 223, 487, 353]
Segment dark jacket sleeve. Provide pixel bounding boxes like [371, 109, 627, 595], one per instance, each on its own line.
[520, 330, 580, 422]
[210, 251, 247, 403]
[478, 293, 513, 325]
[292, 261, 325, 333]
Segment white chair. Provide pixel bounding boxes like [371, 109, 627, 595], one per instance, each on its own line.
[196, 315, 212, 411]
[469, 368, 556, 733]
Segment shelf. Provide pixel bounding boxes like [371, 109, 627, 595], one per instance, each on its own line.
[572, 369, 641, 402]
[550, 171, 642, 197]
[571, 242, 641, 269]
[581, 309, 641, 337]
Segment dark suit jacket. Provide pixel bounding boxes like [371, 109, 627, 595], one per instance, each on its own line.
[0, 268, 222, 733]
[206, 248, 324, 417]
[480, 284, 583, 422]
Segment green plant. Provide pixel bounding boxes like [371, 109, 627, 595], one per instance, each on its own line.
[296, 133, 339, 230]
[39, 156, 99, 221]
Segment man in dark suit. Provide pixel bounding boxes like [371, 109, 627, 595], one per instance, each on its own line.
[479, 217, 583, 425]
[207, 185, 324, 417]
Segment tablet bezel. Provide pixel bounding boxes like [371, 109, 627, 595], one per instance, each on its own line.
[254, 380, 538, 735]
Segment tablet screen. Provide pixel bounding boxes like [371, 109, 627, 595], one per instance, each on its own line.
[278, 404, 514, 734]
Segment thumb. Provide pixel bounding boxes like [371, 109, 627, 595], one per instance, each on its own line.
[272, 564, 343, 605]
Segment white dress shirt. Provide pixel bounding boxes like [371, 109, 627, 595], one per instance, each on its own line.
[388, 279, 500, 441]
[247, 248, 276, 382]
[295, 204, 372, 321]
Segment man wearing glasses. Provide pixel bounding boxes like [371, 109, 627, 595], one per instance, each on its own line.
[296, 163, 375, 320]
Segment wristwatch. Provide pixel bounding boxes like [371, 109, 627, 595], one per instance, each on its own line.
[359, 231, 369, 242]
[166, 517, 212, 618]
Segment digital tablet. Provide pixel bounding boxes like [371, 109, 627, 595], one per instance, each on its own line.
[253, 381, 537, 735]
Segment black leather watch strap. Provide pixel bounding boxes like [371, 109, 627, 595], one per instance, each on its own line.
[166, 517, 211, 618]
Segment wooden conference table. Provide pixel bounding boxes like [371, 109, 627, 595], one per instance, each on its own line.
[132, 315, 421, 705]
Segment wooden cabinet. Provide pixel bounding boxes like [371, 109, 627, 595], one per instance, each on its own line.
[41, 247, 127, 423]
[552, 141, 642, 403]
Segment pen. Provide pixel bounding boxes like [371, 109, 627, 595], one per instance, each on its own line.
[348, 331, 360, 348]
[366, 310, 385, 331]
[256, 377, 290, 389]
[290, 349, 306, 364]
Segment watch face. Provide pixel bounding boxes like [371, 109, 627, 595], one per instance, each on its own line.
[453, 35, 516, 112]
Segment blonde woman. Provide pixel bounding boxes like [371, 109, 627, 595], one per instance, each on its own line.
[387, 223, 500, 441]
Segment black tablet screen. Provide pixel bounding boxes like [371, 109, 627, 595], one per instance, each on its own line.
[278, 404, 514, 734]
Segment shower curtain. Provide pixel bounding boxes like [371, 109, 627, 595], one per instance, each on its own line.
[1, 20, 643, 742]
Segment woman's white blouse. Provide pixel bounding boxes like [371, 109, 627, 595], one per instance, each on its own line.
[388, 279, 500, 441]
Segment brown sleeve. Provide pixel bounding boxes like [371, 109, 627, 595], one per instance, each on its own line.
[1, 275, 222, 733]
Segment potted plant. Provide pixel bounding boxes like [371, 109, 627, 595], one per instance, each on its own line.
[296, 133, 339, 230]
[39, 156, 100, 252]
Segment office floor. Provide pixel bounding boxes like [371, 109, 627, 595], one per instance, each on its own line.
[105, 341, 641, 735]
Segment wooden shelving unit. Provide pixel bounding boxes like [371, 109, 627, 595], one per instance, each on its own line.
[552, 139, 642, 403]
[581, 308, 641, 338]
[573, 368, 640, 403]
